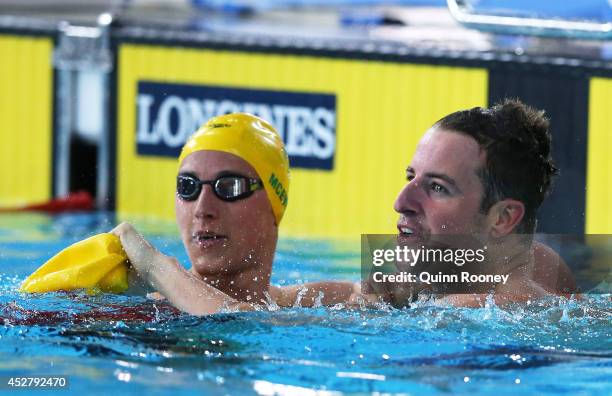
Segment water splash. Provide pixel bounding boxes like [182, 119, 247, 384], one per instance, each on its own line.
[293, 287, 307, 308]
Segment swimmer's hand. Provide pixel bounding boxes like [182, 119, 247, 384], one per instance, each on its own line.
[361, 267, 419, 309]
[111, 222, 251, 315]
[110, 222, 162, 282]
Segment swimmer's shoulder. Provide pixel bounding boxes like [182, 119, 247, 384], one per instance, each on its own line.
[533, 242, 577, 293]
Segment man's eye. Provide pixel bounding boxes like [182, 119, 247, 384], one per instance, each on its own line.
[431, 182, 449, 194]
[406, 174, 415, 182]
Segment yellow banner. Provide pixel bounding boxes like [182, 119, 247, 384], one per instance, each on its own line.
[586, 77, 612, 234]
[0, 35, 53, 206]
[117, 44, 487, 238]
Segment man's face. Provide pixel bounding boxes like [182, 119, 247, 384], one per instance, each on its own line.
[176, 150, 277, 279]
[394, 127, 491, 242]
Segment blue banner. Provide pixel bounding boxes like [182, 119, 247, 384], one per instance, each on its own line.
[136, 81, 337, 170]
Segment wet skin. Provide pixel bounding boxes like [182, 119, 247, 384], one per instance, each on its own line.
[176, 150, 277, 302]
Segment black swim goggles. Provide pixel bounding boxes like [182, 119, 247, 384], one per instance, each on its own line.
[177, 174, 264, 202]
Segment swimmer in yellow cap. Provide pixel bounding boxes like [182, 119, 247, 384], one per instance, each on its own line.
[113, 113, 357, 314]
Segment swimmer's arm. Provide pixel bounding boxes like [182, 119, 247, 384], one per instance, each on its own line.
[435, 294, 487, 307]
[438, 275, 549, 307]
[147, 291, 166, 300]
[272, 281, 360, 307]
[112, 222, 252, 315]
[436, 292, 538, 308]
[143, 257, 253, 315]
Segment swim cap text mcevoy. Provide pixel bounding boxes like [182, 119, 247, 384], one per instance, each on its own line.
[178, 113, 290, 223]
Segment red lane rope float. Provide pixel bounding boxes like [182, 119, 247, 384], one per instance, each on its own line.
[0, 191, 94, 213]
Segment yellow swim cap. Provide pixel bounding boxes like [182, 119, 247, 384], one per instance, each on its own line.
[20, 233, 128, 293]
[178, 113, 290, 223]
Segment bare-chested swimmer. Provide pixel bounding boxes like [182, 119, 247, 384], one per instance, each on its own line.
[359, 99, 576, 307]
[112, 113, 356, 315]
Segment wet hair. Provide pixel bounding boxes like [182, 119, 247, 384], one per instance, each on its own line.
[434, 99, 558, 233]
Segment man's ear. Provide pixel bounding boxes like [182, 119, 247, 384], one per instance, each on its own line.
[487, 199, 525, 237]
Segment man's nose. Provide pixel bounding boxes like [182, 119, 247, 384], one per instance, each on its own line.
[194, 184, 221, 219]
[393, 179, 423, 215]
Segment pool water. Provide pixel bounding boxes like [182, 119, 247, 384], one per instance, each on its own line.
[0, 213, 610, 395]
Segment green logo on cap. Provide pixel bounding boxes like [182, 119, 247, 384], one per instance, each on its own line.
[269, 173, 288, 207]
